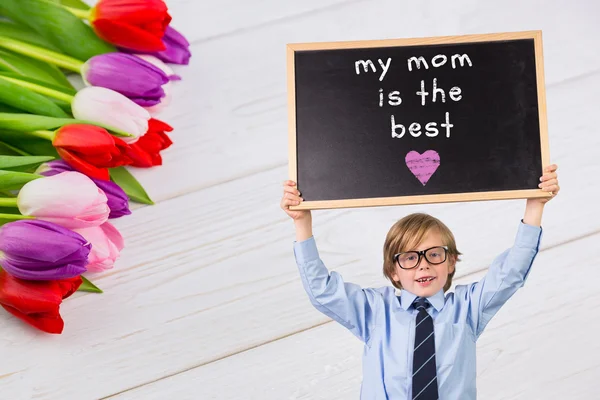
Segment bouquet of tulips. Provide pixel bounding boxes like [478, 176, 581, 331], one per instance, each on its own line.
[0, 0, 190, 334]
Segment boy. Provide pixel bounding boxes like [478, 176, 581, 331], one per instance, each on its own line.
[280, 164, 559, 399]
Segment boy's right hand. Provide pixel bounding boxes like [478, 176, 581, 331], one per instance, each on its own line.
[280, 180, 311, 221]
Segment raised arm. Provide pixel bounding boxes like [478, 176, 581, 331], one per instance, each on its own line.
[282, 181, 379, 344]
[463, 164, 559, 339]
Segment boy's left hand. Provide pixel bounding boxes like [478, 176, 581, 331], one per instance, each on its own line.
[531, 164, 560, 205]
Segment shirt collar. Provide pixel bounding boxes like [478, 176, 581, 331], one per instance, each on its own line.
[399, 289, 445, 312]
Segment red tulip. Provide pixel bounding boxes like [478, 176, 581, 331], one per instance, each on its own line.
[0, 269, 82, 334]
[90, 0, 172, 52]
[126, 118, 173, 167]
[53, 124, 132, 181]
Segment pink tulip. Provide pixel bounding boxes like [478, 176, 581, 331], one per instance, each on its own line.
[17, 171, 110, 229]
[74, 222, 124, 272]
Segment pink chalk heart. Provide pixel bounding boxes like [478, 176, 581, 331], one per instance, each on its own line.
[405, 150, 440, 186]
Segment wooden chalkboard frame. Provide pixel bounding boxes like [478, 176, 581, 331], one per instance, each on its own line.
[287, 30, 551, 210]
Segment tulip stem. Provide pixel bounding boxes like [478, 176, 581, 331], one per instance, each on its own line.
[64, 6, 92, 20]
[0, 36, 84, 73]
[0, 213, 34, 220]
[0, 198, 18, 208]
[29, 130, 56, 141]
[0, 76, 75, 103]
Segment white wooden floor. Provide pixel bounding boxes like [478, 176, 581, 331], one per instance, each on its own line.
[1, 1, 599, 399]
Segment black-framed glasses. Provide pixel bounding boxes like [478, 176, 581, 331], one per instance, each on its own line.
[393, 246, 448, 270]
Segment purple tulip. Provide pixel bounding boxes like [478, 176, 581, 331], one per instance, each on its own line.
[81, 53, 169, 106]
[37, 161, 132, 219]
[151, 26, 191, 65]
[119, 26, 191, 67]
[0, 220, 91, 280]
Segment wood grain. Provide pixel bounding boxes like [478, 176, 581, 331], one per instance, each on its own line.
[122, 0, 600, 204]
[109, 232, 600, 399]
[0, 0, 598, 399]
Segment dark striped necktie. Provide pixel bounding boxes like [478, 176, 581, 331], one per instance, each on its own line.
[412, 297, 439, 400]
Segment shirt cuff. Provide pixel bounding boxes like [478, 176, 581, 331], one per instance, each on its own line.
[516, 219, 543, 249]
[293, 236, 320, 264]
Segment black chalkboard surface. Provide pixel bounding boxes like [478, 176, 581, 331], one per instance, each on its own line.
[287, 31, 550, 210]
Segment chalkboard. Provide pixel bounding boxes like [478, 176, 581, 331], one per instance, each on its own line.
[287, 31, 551, 210]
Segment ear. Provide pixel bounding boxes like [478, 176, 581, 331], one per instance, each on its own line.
[448, 255, 456, 274]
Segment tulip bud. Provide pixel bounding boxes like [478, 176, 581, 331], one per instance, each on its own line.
[52, 124, 132, 181]
[0, 220, 91, 280]
[0, 269, 82, 334]
[72, 86, 150, 143]
[82, 53, 169, 107]
[133, 54, 177, 114]
[17, 171, 110, 229]
[37, 160, 131, 218]
[148, 26, 191, 65]
[90, 0, 171, 52]
[74, 222, 124, 272]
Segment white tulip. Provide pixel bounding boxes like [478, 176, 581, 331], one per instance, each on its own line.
[72, 86, 150, 143]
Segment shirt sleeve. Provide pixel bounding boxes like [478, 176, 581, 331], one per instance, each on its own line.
[294, 236, 379, 345]
[460, 220, 542, 339]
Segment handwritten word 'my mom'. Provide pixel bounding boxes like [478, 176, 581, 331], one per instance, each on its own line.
[354, 52, 473, 81]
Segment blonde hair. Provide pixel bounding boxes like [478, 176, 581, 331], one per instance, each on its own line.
[383, 213, 462, 292]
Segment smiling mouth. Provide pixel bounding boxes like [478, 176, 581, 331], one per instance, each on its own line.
[416, 277, 435, 283]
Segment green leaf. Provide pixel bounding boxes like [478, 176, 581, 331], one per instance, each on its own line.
[0, 76, 68, 117]
[0, 103, 23, 113]
[0, 74, 75, 103]
[0, 113, 69, 132]
[0, 0, 115, 60]
[0, 35, 83, 73]
[49, 98, 74, 116]
[58, 0, 91, 10]
[46, 0, 91, 10]
[0, 48, 74, 89]
[0, 130, 57, 157]
[0, 140, 31, 156]
[0, 169, 42, 189]
[109, 167, 155, 205]
[78, 275, 103, 293]
[0, 20, 62, 52]
[0, 155, 54, 169]
[0, 71, 76, 96]
[0, 113, 135, 138]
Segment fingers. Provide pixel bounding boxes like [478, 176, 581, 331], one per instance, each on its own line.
[539, 178, 558, 187]
[540, 172, 557, 182]
[281, 198, 302, 209]
[282, 180, 302, 197]
[541, 184, 559, 193]
[284, 192, 302, 202]
[544, 164, 558, 173]
[280, 190, 303, 210]
[283, 185, 301, 196]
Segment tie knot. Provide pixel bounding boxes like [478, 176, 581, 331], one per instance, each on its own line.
[414, 297, 430, 311]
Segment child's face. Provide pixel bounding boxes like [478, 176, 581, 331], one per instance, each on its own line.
[391, 229, 455, 297]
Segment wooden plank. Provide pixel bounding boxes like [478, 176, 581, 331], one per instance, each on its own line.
[0, 1, 598, 399]
[110, 232, 600, 399]
[134, 0, 600, 203]
[165, 0, 358, 43]
[0, 68, 597, 398]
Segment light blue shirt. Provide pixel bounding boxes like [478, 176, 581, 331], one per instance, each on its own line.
[293, 220, 542, 399]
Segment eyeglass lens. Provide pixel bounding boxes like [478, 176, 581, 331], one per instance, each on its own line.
[397, 247, 446, 269]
